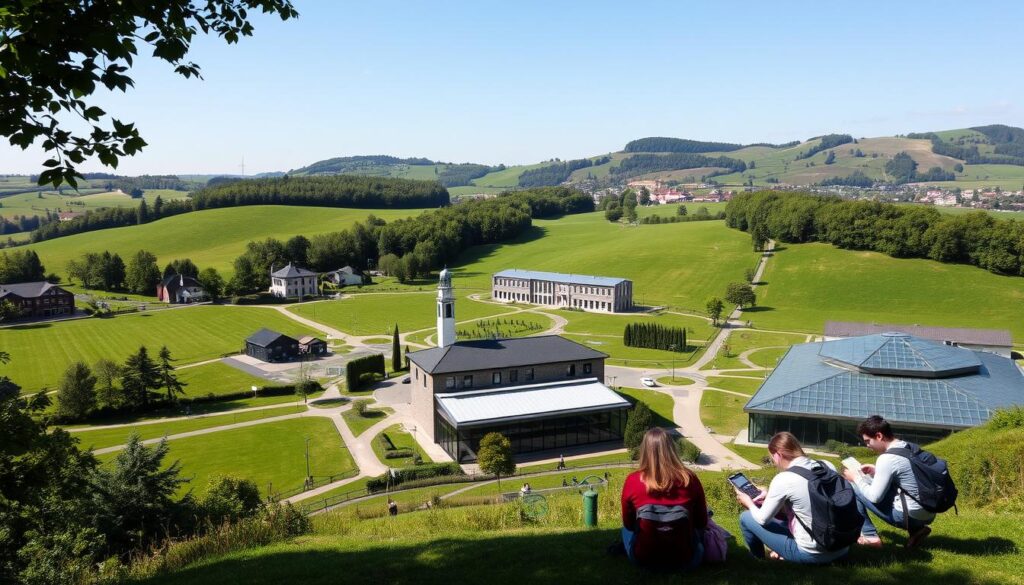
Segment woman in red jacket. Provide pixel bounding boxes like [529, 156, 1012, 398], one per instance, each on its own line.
[620, 427, 708, 569]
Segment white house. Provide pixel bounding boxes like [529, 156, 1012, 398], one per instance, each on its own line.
[324, 266, 364, 286]
[270, 263, 317, 299]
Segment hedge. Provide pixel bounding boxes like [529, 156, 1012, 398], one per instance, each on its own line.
[346, 354, 385, 392]
[365, 462, 463, 493]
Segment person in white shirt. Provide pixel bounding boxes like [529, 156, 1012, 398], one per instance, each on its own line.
[734, 432, 850, 564]
[842, 415, 935, 549]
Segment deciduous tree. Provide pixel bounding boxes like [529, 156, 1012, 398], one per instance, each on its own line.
[477, 432, 516, 493]
[56, 362, 97, 420]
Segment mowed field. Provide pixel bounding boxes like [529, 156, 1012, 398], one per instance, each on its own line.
[1, 306, 316, 392]
[21, 205, 420, 280]
[750, 242, 1024, 341]
[451, 211, 759, 311]
[0, 189, 188, 219]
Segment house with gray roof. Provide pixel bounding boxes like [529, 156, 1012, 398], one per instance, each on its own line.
[244, 328, 300, 362]
[823, 320, 1014, 358]
[408, 272, 630, 462]
[269, 262, 317, 299]
[492, 269, 633, 313]
[744, 332, 1024, 447]
[0, 281, 74, 319]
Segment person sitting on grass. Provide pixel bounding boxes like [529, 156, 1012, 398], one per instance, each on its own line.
[842, 415, 936, 549]
[616, 427, 707, 570]
[735, 432, 852, 565]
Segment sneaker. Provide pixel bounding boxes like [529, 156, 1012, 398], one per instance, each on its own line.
[606, 541, 626, 556]
[857, 536, 883, 549]
[906, 526, 932, 549]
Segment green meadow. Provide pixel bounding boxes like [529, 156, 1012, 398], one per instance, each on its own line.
[751, 243, 1024, 341]
[0, 189, 188, 219]
[22, 205, 419, 280]
[98, 417, 356, 498]
[0, 306, 314, 392]
[176, 361, 273, 398]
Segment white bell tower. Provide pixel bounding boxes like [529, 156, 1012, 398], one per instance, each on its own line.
[436, 267, 456, 348]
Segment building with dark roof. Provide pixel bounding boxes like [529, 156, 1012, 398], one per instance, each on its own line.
[156, 274, 207, 304]
[492, 269, 633, 313]
[744, 332, 1024, 446]
[0, 281, 74, 319]
[824, 320, 1013, 358]
[244, 328, 300, 362]
[298, 335, 328, 356]
[269, 262, 317, 299]
[408, 272, 630, 462]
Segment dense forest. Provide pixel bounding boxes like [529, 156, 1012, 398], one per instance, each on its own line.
[31, 198, 192, 243]
[726, 191, 1024, 276]
[517, 157, 610, 187]
[793, 134, 853, 160]
[909, 126, 1024, 167]
[624, 137, 744, 153]
[192, 176, 449, 210]
[437, 163, 502, 187]
[610, 153, 747, 178]
[289, 155, 435, 175]
[818, 171, 874, 187]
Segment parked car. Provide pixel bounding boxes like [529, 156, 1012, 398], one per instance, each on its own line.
[641, 377, 656, 387]
[401, 376, 411, 384]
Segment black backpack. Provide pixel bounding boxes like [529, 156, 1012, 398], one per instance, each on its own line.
[888, 443, 958, 514]
[786, 462, 862, 551]
[634, 504, 694, 568]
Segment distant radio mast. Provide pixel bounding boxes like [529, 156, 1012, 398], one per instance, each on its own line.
[239, 156, 246, 177]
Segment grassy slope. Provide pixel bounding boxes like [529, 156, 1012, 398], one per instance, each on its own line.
[98, 417, 355, 497]
[0, 189, 189, 219]
[750, 242, 1024, 340]
[451, 211, 759, 311]
[1, 306, 316, 391]
[143, 468, 1024, 585]
[615, 387, 675, 428]
[22, 205, 419, 280]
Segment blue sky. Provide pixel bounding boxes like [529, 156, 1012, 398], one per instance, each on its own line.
[3, 0, 1023, 175]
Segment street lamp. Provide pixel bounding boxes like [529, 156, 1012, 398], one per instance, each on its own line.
[668, 344, 677, 380]
[304, 436, 312, 489]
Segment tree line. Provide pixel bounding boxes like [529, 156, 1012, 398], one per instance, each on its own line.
[908, 129, 1024, 167]
[610, 153, 747, 178]
[516, 157, 611, 187]
[623, 322, 688, 352]
[31, 195, 192, 242]
[726, 191, 1024, 276]
[437, 163, 502, 187]
[64, 249, 225, 297]
[638, 205, 724, 224]
[192, 175, 450, 210]
[0, 249, 46, 283]
[624, 137, 744, 153]
[793, 134, 853, 160]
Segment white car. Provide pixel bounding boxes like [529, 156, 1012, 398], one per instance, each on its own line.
[641, 377, 656, 387]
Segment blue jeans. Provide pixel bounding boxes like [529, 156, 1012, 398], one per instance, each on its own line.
[738, 511, 846, 565]
[852, 483, 932, 538]
[621, 526, 704, 570]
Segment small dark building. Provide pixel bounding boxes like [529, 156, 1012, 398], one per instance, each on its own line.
[245, 328, 300, 362]
[299, 335, 328, 356]
[0, 281, 74, 319]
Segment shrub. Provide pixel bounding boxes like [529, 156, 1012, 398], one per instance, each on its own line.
[365, 462, 464, 492]
[823, 439, 852, 458]
[200, 475, 263, 526]
[623, 401, 653, 459]
[352, 399, 372, 417]
[346, 353, 385, 391]
[676, 437, 702, 463]
[384, 449, 415, 459]
[989, 406, 1024, 429]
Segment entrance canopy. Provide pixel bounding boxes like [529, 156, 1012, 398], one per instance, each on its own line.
[436, 378, 630, 428]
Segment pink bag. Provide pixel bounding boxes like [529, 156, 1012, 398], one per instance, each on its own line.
[702, 517, 731, 563]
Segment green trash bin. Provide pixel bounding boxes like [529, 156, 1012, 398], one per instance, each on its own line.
[582, 488, 598, 528]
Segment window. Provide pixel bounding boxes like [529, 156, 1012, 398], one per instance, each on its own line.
[509, 369, 518, 383]
[583, 362, 592, 375]
[567, 364, 576, 377]
[463, 375, 473, 388]
[446, 376, 456, 389]
[492, 372, 501, 384]
[415, 369, 419, 380]
[525, 368, 535, 381]
[444, 304, 453, 318]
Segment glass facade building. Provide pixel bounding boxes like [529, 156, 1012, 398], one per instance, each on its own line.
[748, 413, 953, 447]
[435, 408, 628, 463]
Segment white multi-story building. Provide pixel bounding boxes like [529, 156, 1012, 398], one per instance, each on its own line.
[491, 269, 633, 313]
[269, 263, 317, 299]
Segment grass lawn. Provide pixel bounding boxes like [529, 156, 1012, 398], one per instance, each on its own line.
[449, 212, 758, 312]
[517, 451, 632, 473]
[176, 361, 270, 398]
[456, 312, 553, 340]
[98, 417, 355, 498]
[615, 387, 675, 428]
[289, 294, 509, 337]
[1, 306, 314, 392]
[704, 376, 764, 395]
[454, 466, 633, 497]
[563, 333, 703, 368]
[702, 329, 808, 371]
[752, 242, 1024, 340]
[370, 424, 433, 468]
[68, 405, 307, 450]
[559, 309, 715, 342]
[143, 468, 1024, 585]
[655, 375, 695, 386]
[700, 390, 749, 436]
[341, 406, 394, 437]
[22, 205, 420, 280]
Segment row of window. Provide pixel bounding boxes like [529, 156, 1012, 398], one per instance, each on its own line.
[437, 362, 593, 390]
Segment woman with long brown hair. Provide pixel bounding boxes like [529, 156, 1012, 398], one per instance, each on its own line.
[619, 427, 707, 569]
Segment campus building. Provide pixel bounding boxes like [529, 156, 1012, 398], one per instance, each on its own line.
[408, 270, 631, 462]
[491, 269, 633, 313]
[744, 332, 1024, 446]
[823, 321, 1014, 359]
[244, 329, 300, 362]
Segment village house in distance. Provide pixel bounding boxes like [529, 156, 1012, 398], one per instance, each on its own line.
[491, 269, 633, 313]
[408, 269, 630, 462]
[269, 262, 317, 299]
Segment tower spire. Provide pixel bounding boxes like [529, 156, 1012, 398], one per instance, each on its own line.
[436, 267, 455, 348]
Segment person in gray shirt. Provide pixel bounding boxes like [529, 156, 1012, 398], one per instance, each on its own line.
[843, 415, 935, 549]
